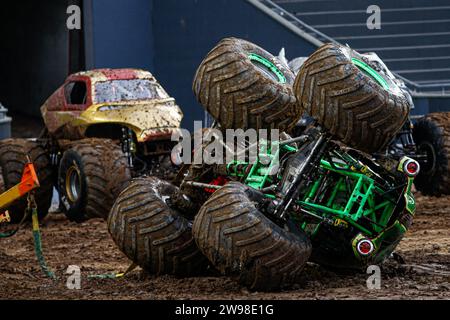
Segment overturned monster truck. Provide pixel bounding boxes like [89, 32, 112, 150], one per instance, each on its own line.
[108, 39, 419, 291]
[0, 68, 183, 223]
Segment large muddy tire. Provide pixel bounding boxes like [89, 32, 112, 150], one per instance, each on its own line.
[193, 37, 300, 132]
[105, 141, 132, 198]
[294, 43, 411, 153]
[413, 112, 450, 196]
[58, 139, 130, 222]
[193, 182, 312, 291]
[108, 177, 207, 276]
[0, 139, 54, 223]
[0, 167, 4, 192]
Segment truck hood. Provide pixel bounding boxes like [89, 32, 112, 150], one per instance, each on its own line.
[73, 99, 183, 142]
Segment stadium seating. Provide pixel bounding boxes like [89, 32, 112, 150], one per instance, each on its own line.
[272, 0, 450, 91]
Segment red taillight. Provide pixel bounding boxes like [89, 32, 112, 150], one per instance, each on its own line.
[357, 239, 374, 256]
[406, 162, 418, 175]
[402, 159, 420, 177]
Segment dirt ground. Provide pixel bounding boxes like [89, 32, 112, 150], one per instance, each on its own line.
[0, 192, 449, 300]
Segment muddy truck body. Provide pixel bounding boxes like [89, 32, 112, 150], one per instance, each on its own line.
[0, 68, 183, 223]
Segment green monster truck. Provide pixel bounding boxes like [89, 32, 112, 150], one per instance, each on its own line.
[108, 39, 419, 291]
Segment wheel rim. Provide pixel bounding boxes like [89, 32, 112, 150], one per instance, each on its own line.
[248, 53, 286, 83]
[65, 165, 81, 203]
[417, 141, 437, 175]
[352, 58, 389, 90]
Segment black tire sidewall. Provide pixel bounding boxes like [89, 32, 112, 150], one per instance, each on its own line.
[58, 149, 88, 222]
[413, 118, 447, 195]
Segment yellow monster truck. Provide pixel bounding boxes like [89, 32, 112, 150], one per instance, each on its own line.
[0, 68, 183, 223]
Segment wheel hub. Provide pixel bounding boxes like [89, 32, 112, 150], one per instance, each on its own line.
[417, 141, 437, 175]
[248, 53, 286, 83]
[65, 165, 81, 203]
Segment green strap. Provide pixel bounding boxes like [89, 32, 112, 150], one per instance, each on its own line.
[88, 262, 138, 280]
[0, 226, 19, 238]
[31, 207, 56, 279]
[3, 203, 135, 281]
[0, 209, 29, 238]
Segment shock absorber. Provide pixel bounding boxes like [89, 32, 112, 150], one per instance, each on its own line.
[121, 127, 134, 168]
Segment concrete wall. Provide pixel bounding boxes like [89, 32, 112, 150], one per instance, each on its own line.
[413, 97, 450, 116]
[84, 0, 154, 71]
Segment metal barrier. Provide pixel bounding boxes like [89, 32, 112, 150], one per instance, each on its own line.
[0, 103, 12, 139]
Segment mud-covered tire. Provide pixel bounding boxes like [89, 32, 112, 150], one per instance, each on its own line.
[413, 112, 450, 196]
[0, 139, 54, 223]
[0, 167, 4, 192]
[58, 139, 130, 222]
[108, 177, 207, 276]
[193, 37, 300, 132]
[294, 43, 411, 153]
[193, 182, 312, 291]
[105, 141, 132, 198]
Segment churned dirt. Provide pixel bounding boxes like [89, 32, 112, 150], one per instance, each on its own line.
[0, 193, 449, 300]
